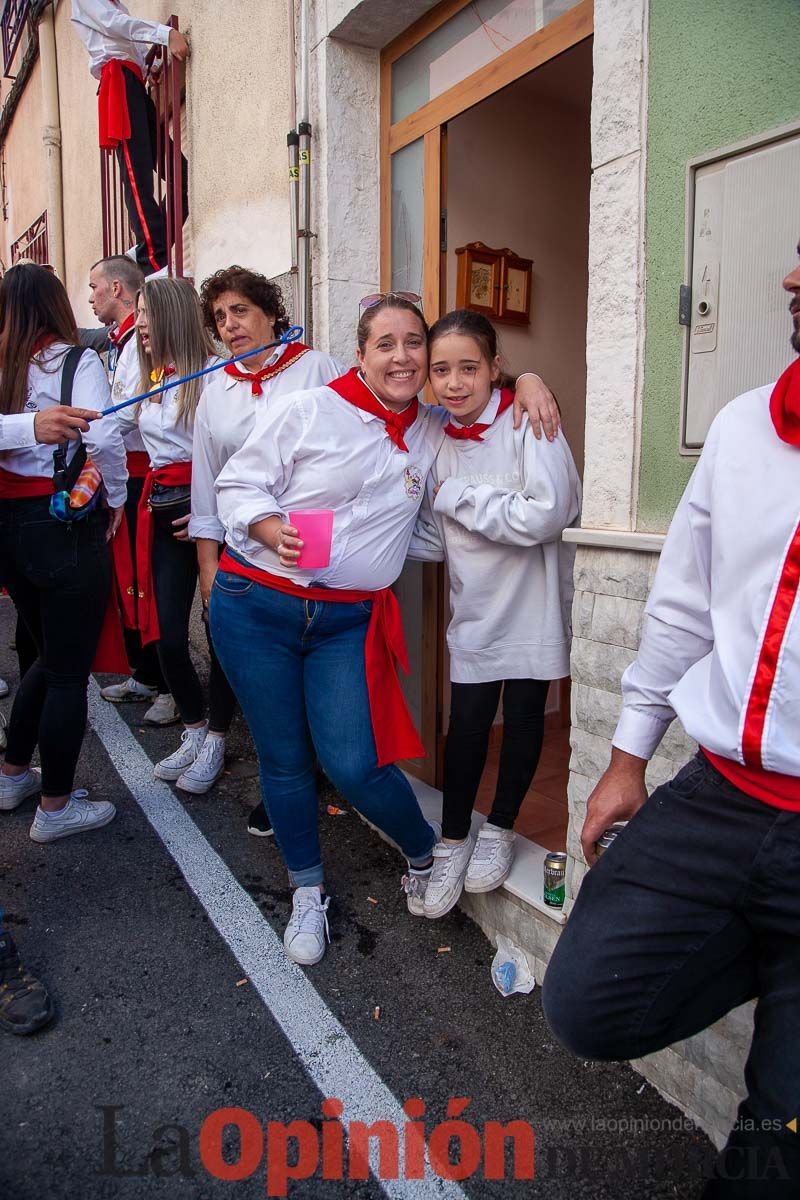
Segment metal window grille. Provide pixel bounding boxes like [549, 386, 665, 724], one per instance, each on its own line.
[100, 13, 185, 276]
[10, 209, 48, 264]
[1, 0, 31, 76]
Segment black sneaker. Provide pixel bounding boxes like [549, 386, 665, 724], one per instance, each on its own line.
[0, 933, 55, 1035]
[247, 806, 274, 838]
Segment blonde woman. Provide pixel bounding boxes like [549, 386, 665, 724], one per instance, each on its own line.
[118, 277, 235, 791]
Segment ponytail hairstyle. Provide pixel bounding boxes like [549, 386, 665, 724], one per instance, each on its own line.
[136, 277, 214, 426]
[0, 263, 79, 415]
[356, 294, 429, 354]
[427, 308, 511, 386]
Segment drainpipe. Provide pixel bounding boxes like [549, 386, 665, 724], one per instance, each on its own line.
[286, 0, 299, 323]
[296, 0, 312, 338]
[38, 2, 65, 280]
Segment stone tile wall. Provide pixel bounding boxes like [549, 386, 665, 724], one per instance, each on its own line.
[563, 544, 753, 1149]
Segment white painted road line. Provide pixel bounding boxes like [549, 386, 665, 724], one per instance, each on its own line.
[88, 680, 468, 1200]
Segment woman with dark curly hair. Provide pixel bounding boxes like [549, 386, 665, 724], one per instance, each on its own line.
[191, 266, 343, 827]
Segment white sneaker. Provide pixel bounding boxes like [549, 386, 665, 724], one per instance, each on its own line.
[401, 869, 431, 917]
[154, 725, 208, 781]
[176, 735, 225, 794]
[465, 824, 516, 893]
[0, 677, 8, 698]
[401, 820, 441, 916]
[0, 711, 7, 753]
[143, 693, 180, 726]
[0, 767, 41, 812]
[29, 791, 116, 843]
[423, 836, 474, 919]
[284, 886, 330, 966]
[100, 677, 158, 704]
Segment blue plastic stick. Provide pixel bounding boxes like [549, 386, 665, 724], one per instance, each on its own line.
[101, 325, 304, 416]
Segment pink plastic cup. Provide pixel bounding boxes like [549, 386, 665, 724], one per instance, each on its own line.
[288, 509, 334, 569]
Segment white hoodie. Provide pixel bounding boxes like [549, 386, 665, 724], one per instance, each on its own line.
[409, 388, 581, 683]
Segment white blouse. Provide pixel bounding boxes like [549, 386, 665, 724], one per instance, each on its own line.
[189, 344, 343, 541]
[216, 383, 447, 591]
[0, 343, 127, 508]
[118, 356, 221, 469]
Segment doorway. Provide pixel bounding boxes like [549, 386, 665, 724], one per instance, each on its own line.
[441, 39, 591, 850]
[383, 2, 592, 853]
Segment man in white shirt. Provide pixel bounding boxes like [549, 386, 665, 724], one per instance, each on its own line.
[87, 255, 177, 724]
[71, 1, 189, 274]
[542, 248, 800, 1197]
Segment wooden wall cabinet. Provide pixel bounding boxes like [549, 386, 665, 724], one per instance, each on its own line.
[455, 241, 532, 324]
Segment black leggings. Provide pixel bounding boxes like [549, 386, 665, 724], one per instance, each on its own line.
[442, 678, 550, 840]
[0, 499, 110, 796]
[151, 505, 235, 732]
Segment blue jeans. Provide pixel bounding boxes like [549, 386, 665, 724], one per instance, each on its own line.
[209, 561, 435, 886]
[543, 752, 800, 1197]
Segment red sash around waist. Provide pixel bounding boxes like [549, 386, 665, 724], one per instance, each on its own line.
[98, 60, 145, 150]
[126, 450, 150, 479]
[218, 548, 426, 767]
[0, 468, 53, 499]
[136, 462, 192, 645]
[702, 749, 800, 813]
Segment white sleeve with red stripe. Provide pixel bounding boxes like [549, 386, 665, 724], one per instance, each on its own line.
[613, 411, 722, 761]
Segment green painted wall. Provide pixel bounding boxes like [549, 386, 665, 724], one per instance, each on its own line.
[639, 0, 799, 531]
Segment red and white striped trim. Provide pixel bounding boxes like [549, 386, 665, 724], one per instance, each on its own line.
[740, 515, 800, 768]
[122, 139, 160, 274]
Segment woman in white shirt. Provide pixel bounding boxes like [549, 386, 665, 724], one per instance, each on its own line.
[192, 267, 342, 833]
[210, 294, 561, 967]
[409, 309, 581, 916]
[0, 263, 126, 841]
[120, 276, 234, 793]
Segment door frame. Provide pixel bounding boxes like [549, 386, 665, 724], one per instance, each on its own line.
[380, 0, 594, 784]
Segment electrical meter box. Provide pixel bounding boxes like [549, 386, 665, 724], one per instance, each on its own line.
[680, 126, 800, 452]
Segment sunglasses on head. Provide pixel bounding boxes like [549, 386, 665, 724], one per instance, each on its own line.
[358, 291, 423, 315]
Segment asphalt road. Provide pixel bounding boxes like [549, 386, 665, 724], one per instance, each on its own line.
[0, 601, 717, 1199]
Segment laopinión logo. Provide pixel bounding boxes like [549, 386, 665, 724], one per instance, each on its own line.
[98, 1097, 534, 1195]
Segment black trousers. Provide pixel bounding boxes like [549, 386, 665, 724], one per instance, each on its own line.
[542, 752, 800, 1198]
[116, 70, 188, 274]
[123, 476, 166, 691]
[0, 500, 110, 796]
[151, 505, 235, 732]
[442, 678, 549, 840]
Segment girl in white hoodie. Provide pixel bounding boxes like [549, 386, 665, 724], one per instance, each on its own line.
[409, 309, 581, 918]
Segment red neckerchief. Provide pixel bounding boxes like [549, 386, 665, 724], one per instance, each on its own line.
[222, 342, 311, 396]
[327, 368, 419, 452]
[769, 358, 800, 447]
[444, 388, 515, 442]
[109, 312, 136, 347]
[31, 334, 56, 357]
[149, 364, 176, 385]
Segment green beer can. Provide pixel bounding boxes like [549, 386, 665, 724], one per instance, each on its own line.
[543, 852, 567, 909]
